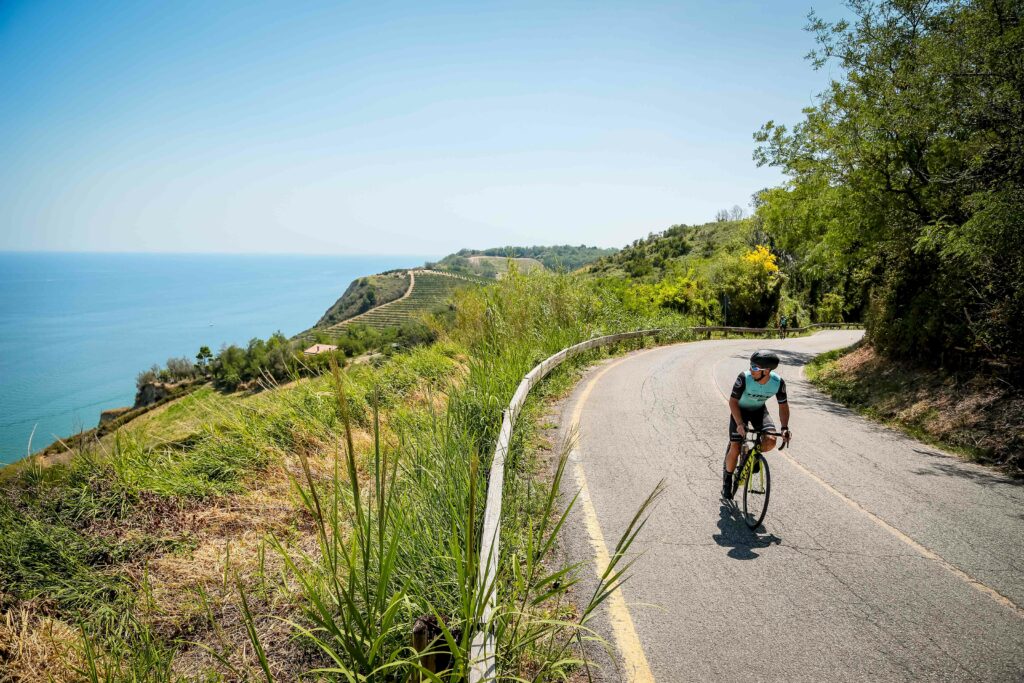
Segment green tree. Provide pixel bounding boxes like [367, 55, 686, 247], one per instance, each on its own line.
[196, 345, 213, 371]
[817, 292, 845, 323]
[754, 0, 1023, 370]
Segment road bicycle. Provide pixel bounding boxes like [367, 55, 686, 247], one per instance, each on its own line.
[726, 428, 788, 529]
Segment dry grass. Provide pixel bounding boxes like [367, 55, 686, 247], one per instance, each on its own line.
[0, 344, 464, 679]
[0, 409, 409, 682]
[0, 607, 83, 683]
[810, 344, 1024, 472]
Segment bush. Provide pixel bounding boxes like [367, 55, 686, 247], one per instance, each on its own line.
[165, 356, 195, 381]
[135, 365, 160, 389]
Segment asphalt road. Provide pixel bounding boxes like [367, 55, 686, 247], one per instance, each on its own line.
[557, 331, 1024, 682]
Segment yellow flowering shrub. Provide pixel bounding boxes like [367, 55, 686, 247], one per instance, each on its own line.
[742, 245, 779, 274]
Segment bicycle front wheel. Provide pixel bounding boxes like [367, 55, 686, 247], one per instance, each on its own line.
[741, 455, 771, 529]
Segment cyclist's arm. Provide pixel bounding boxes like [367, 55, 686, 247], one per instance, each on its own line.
[729, 397, 745, 433]
[729, 373, 748, 434]
[777, 378, 791, 435]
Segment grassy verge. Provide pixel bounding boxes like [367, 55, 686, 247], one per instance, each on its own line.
[806, 343, 1024, 473]
[1, 343, 467, 680]
[29, 380, 207, 461]
[1, 271, 690, 681]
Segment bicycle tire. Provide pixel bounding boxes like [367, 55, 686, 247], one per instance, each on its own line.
[741, 454, 771, 529]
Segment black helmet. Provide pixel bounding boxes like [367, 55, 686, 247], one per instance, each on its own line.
[750, 350, 780, 370]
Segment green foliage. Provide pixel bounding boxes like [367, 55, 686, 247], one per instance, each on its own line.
[755, 0, 1024, 370]
[587, 223, 697, 280]
[582, 219, 796, 326]
[211, 331, 296, 390]
[195, 345, 213, 370]
[0, 503, 136, 628]
[705, 250, 783, 327]
[303, 321, 439, 372]
[817, 292, 845, 323]
[621, 272, 715, 318]
[432, 244, 618, 273]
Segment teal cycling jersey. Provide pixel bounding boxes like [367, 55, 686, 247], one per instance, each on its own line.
[731, 370, 788, 410]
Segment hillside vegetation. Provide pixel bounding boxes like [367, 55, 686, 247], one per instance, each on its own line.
[582, 218, 808, 328]
[314, 270, 409, 328]
[466, 255, 545, 277]
[296, 271, 475, 344]
[432, 244, 615, 276]
[1, 269, 691, 681]
[320, 270, 470, 331]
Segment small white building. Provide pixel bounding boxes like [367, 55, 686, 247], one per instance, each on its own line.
[303, 343, 338, 356]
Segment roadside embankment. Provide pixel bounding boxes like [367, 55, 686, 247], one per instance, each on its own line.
[807, 343, 1024, 473]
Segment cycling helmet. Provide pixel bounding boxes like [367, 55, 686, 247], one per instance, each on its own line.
[750, 350, 780, 370]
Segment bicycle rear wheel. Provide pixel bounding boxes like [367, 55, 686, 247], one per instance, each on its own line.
[741, 454, 771, 529]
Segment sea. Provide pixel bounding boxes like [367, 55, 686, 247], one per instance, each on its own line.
[0, 252, 431, 465]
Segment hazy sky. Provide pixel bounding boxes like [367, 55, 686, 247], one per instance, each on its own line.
[1, 1, 849, 255]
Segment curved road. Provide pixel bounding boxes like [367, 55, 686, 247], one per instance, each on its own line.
[558, 331, 1023, 682]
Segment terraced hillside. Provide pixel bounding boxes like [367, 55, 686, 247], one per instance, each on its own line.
[316, 270, 410, 327]
[296, 270, 478, 342]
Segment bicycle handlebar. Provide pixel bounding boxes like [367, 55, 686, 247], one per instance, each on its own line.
[743, 428, 790, 450]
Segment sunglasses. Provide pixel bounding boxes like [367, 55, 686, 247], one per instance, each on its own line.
[750, 364, 765, 372]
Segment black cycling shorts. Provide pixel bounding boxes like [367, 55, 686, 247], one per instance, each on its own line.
[728, 406, 775, 442]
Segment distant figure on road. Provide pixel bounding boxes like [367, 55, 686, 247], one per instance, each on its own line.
[723, 350, 791, 499]
[779, 314, 789, 339]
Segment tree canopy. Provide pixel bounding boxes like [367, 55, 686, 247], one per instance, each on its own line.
[754, 0, 1023, 371]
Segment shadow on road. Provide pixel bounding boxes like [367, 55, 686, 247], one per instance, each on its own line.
[776, 349, 819, 367]
[910, 448, 1023, 486]
[712, 501, 781, 560]
[724, 348, 819, 369]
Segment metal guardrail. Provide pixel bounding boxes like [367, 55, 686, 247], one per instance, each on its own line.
[468, 329, 663, 680]
[467, 321, 863, 680]
[691, 322, 862, 336]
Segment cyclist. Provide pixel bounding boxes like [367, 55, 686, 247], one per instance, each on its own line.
[723, 350, 792, 499]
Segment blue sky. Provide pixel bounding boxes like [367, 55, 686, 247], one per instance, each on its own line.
[0, 1, 849, 254]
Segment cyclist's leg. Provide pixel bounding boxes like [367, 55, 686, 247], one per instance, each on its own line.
[723, 415, 744, 497]
[725, 415, 744, 472]
[754, 407, 778, 451]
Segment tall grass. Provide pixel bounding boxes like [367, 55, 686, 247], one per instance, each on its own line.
[3, 270, 689, 679]
[259, 352, 664, 680]
[243, 271, 681, 680]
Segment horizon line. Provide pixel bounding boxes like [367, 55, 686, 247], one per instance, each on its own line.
[0, 249, 447, 258]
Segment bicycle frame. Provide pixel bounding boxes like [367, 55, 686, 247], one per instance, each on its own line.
[734, 428, 786, 488]
[728, 427, 788, 528]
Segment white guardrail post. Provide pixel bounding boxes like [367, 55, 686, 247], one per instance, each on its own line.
[465, 322, 862, 679]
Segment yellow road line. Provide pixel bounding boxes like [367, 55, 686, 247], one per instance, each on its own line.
[711, 360, 1024, 619]
[570, 355, 656, 683]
